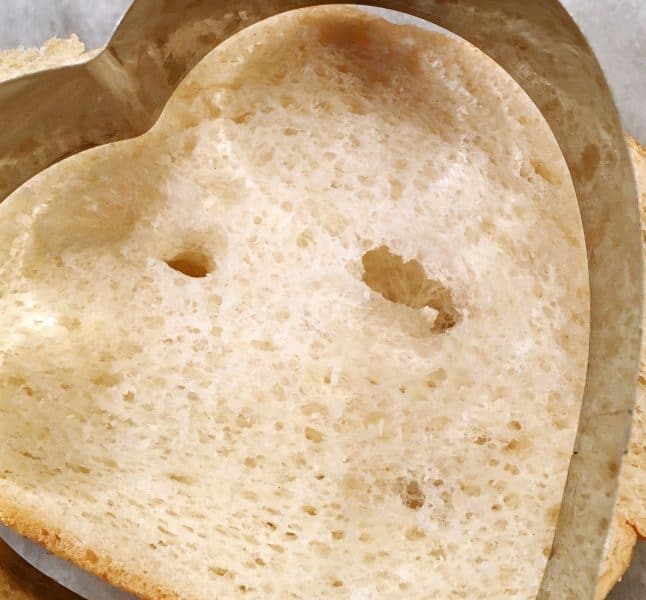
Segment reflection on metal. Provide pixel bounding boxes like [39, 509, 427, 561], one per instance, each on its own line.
[0, 531, 84, 599]
[0, 1, 641, 598]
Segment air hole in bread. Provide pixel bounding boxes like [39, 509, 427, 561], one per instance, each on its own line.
[405, 526, 426, 541]
[305, 427, 325, 443]
[164, 251, 214, 278]
[361, 246, 460, 333]
[168, 473, 196, 485]
[530, 158, 560, 185]
[398, 478, 426, 510]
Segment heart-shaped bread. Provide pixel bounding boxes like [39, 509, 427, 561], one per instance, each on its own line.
[0, 7, 591, 599]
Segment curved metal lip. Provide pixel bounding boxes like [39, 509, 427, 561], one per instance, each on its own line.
[0, 2, 642, 599]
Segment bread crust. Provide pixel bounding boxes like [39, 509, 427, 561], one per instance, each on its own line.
[0, 502, 177, 600]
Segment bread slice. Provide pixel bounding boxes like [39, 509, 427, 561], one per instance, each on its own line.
[596, 137, 646, 599]
[0, 7, 591, 599]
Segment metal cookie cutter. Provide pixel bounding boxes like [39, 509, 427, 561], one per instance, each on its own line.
[0, 1, 641, 598]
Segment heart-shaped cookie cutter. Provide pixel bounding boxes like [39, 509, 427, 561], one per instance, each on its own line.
[0, 2, 641, 598]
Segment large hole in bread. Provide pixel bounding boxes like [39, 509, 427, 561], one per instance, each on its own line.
[165, 251, 215, 278]
[362, 246, 459, 333]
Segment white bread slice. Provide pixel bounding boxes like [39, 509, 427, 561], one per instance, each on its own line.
[0, 7, 590, 599]
[596, 137, 646, 599]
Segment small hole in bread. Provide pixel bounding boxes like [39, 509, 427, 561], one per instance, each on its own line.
[398, 478, 426, 510]
[361, 246, 460, 333]
[305, 427, 325, 443]
[85, 549, 99, 564]
[165, 251, 214, 278]
[405, 526, 426, 541]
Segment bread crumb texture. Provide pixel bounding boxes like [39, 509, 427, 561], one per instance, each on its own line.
[0, 7, 589, 600]
[596, 137, 646, 599]
[0, 35, 87, 80]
